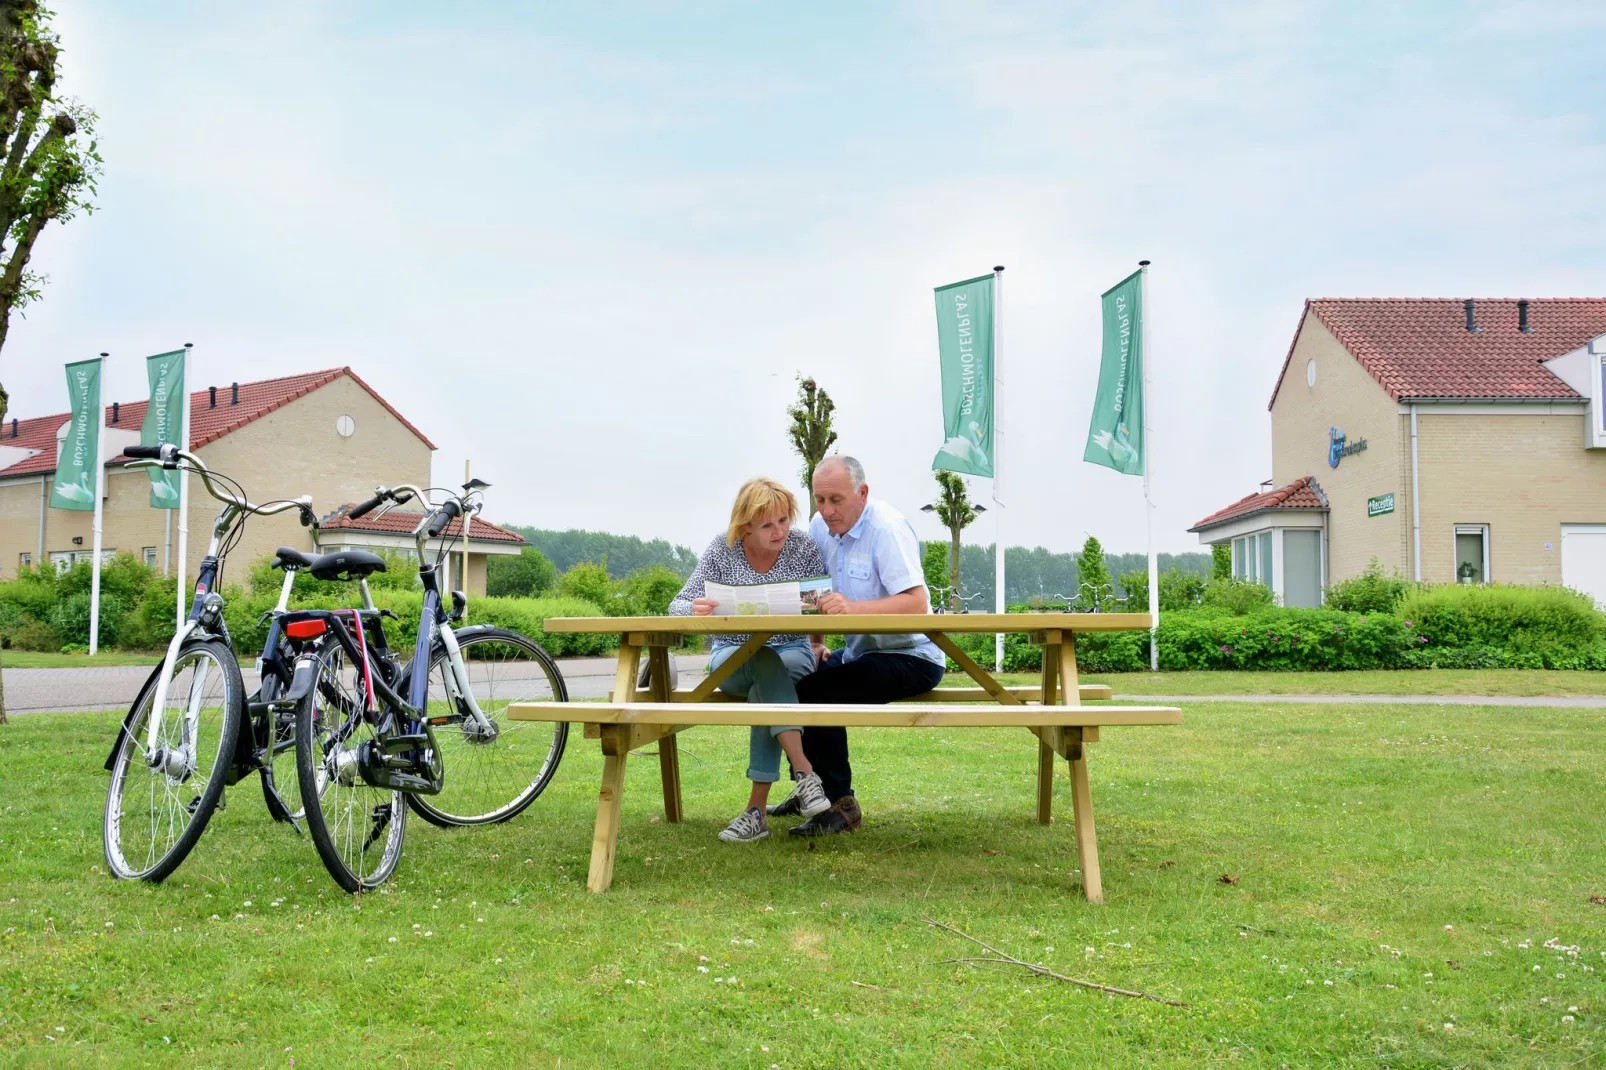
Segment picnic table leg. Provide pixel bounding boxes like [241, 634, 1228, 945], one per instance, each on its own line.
[588, 725, 632, 893]
[1035, 637, 1061, 823]
[1067, 733, 1104, 904]
[646, 645, 684, 823]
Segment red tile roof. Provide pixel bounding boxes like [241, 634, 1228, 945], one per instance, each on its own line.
[322, 509, 525, 544]
[1190, 475, 1328, 532]
[1269, 298, 1606, 409]
[0, 367, 435, 477]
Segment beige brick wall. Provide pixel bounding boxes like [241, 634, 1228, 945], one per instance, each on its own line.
[1412, 410, 1606, 584]
[0, 374, 433, 590]
[1270, 313, 1407, 581]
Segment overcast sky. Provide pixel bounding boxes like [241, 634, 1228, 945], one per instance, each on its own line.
[5, 1, 1604, 555]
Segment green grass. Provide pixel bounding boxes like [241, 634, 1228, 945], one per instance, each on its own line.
[967, 669, 1606, 698]
[3, 702, 1604, 1066]
[0, 651, 161, 669]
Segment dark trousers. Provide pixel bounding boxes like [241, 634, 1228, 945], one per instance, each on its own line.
[796, 650, 946, 802]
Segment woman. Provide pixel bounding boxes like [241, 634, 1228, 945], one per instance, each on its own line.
[669, 477, 831, 842]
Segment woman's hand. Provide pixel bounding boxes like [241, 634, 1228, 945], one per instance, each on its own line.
[691, 598, 718, 616]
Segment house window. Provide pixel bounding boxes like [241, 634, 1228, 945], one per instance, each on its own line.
[17, 552, 30, 570]
[143, 546, 158, 568]
[1454, 525, 1490, 584]
[1231, 532, 1273, 584]
[49, 551, 73, 573]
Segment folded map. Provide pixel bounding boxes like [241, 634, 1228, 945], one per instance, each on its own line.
[704, 576, 832, 615]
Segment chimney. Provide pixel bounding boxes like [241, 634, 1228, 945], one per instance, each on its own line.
[1464, 299, 1480, 333]
[1518, 299, 1533, 333]
[111, 401, 119, 424]
[208, 385, 217, 408]
[10, 417, 16, 438]
[230, 381, 238, 405]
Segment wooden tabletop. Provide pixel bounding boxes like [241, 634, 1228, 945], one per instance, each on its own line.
[542, 612, 1154, 635]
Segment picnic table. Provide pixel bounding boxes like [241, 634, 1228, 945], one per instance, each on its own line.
[508, 612, 1179, 902]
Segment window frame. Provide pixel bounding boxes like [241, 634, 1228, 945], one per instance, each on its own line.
[1453, 524, 1491, 584]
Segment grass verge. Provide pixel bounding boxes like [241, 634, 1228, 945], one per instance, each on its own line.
[1, 702, 1603, 1065]
[961, 668, 1606, 697]
[0, 651, 162, 669]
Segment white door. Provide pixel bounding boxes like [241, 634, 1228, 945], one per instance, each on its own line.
[1561, 525, 1606, 608]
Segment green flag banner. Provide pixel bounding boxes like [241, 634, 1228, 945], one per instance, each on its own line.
[50, 358, 102, 511]
[141, 349, 185, 508]
[931, 272, 995, 478]
[1084, 269, 1145, 475]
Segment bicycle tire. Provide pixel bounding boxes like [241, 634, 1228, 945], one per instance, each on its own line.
[103, 638, 245, 882]
[405, 626, 569, 828]
[255, 670, 310, 824]
[294, 639, 407, 892]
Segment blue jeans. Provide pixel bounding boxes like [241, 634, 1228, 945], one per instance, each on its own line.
[708, 640, 816, 783]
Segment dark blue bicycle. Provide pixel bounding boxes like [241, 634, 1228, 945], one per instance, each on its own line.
[288, 481, 569, 891]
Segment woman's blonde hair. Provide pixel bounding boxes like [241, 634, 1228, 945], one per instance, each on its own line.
[726, 478, 798, 547]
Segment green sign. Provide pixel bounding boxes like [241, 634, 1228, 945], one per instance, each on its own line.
[50, 358, 102, 511]
[141, 350, 186, 508]
[931, 273, 995, 478]
[1084, 269, 1145, 475]
[1368, 493, 1395, 517]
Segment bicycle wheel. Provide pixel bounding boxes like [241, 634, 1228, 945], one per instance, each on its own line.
[405, 626, 569, 828]
[294, 641, 407, 892]
[103, 639, 244, 882]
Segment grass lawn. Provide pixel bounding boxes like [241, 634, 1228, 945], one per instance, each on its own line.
[0, 651, 162, 669]
[965, 669, 1606, 698]
[2, 701, 1604, 1066]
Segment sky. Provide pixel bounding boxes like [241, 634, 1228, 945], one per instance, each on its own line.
[5, 0, 1604, 555]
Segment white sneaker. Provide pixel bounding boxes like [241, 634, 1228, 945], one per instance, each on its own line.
[792, 772, 831, 818]
[718, 807, 769, 843]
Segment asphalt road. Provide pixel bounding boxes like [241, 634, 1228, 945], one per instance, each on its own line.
[2, 655, 713, 716]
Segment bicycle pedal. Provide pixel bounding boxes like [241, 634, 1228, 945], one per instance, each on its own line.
[379, 733, 430, 753]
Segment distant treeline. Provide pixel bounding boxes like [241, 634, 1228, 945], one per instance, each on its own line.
[504, 524, 1207, 602]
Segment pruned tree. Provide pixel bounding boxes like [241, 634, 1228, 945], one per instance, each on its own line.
[0, 1, 101, 724]
[927, 470, 981, 612]
[786, 376, 836, 514]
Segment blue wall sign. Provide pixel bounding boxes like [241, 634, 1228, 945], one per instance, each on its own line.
[1328, 427, 1368, 468]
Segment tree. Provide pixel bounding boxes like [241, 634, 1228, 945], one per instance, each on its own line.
[1075, 536, 1112, 611]
[1211, 542, 1232, 580]
[486, 546, 558, 598]
[786, 376, 837, 514]
[925, 470, 982, 612]
[0, 2, 101, 723]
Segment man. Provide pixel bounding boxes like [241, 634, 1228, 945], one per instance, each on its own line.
[770, 455, 946, 837]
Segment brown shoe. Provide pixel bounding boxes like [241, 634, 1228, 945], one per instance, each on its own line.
[788, 795, 862, 837]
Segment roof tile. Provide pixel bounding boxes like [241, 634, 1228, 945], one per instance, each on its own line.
[1269, 298, 1606, 409]
[322, 509, 525, 544]
[1190, 475, 1328, 532]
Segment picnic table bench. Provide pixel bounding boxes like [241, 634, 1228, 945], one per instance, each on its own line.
[509, 612, 1180, 902]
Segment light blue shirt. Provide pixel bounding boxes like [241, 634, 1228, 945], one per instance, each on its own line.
[809, 497, 944, 667]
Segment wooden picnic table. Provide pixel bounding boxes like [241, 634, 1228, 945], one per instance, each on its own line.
[509, 612, 1180, 901]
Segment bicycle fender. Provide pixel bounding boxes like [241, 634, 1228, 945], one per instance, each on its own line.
[104, 661, 171, 772]
[281, 652, 321, 706]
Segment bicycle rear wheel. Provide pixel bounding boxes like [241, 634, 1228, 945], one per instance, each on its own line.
[405, 626, 569, 827]
[256, 670, 309, 825]
[294, 641, 406, 892]
[103, 638, 244, 882]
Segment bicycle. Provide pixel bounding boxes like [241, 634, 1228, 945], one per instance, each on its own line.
[102, 445, 330, 881]
[291, 480, 569, 891]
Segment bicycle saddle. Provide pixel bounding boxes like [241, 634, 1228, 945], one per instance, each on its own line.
[273, 546, 388, 581]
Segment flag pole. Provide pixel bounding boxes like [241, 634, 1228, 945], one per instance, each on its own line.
[461, 458, 472, 610]
[1139, 260, 1157, 672]
[991, 264, 1005, 671]
[176, 343, 193, 630]
[88, 353, 108, 656]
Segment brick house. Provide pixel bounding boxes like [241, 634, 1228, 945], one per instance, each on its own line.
[1190, 299, 1606, 607]
[0, 367, 523, 595]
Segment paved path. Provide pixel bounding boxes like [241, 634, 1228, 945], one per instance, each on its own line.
[6, 658, 1604, 715]
[1, 655, 711, 715]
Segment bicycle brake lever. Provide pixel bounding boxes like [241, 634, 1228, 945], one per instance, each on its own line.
[379, 609, 401, 621]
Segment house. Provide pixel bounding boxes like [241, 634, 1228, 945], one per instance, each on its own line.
[1191, 298, 1606, 607]
[0, 367, 523, 596]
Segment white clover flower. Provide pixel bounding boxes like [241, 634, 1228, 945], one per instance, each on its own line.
[697, 966, 709, 973]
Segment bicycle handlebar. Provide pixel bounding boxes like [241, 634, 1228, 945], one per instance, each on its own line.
[347, 494, 387, 519]
[124, 444, 164, 459]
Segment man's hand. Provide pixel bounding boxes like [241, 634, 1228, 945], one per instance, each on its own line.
[810, 638, 829, 665]
[691, 598, 718, 616]
[817, 592, 853, 615]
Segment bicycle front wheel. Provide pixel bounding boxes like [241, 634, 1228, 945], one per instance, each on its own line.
[103, 639, 244, 882]
[295, 641, 406, 892]
[406, 626, 569, 828]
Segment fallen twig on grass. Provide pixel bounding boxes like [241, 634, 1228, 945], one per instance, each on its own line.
[1235, 922, 1288, 936]
[850, 980, 882, 990]
[875, 838, 921, 855]
[924, 917, 1190, 1008]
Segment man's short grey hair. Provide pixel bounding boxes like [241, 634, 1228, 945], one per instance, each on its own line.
[817, 454, 865, 491]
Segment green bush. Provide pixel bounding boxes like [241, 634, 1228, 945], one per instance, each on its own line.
[1326, 558, 1415, 614]
[1199, 577, 1275, 615]
[50, 591, 128, 649]
[487, 547, 558, 598]
[0, 601, 58, 651]
[1210, 543, 1232, 580]
[1397, 583, 1604, 666]
[1118, 568, 1207, 612]
[620, 564, 684, 617]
